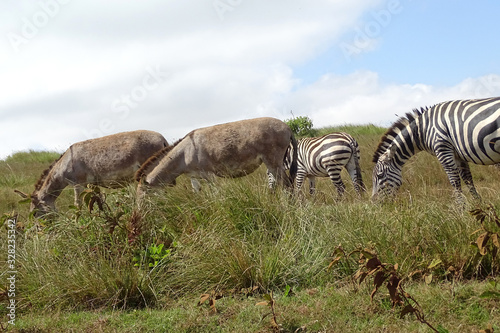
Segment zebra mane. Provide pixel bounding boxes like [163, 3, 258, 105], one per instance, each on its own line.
[32, 154, 63, 194]
[372, 107, 428, 163]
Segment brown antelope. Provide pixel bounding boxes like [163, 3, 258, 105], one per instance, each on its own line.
[17, 130, 168, 217]
[135, 117, 298, 199]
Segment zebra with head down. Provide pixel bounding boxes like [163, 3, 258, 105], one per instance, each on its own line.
[372, 97, 500, 202]
[283, 132, 366, 196]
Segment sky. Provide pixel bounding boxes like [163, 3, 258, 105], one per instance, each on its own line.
[1, 0, 500, 159]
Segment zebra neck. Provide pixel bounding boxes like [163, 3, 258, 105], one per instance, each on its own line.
[392, 121, 423, 165]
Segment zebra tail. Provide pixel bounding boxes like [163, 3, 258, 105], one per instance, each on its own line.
[350, 140, 366, 192]
[288, 134, 298, 187]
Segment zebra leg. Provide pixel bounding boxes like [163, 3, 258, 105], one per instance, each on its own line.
[266, 169, 279, 189]
[326, 167, 345, 196]
[264, 150, 293, 189]
[435, 145, 464, 201]
[295, 171, 307, 193]
[308, 176, 316, 195]
[345, 155, 363, 195]
[456, 159, 480, 200]
[266, 164, 292, 189]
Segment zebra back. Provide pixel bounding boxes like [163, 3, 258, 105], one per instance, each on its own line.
[286, 132, 365, 194]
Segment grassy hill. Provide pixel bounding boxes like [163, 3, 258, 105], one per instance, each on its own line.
[1, 125, 500, 332]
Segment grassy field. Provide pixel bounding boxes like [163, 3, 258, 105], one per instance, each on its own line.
[1, 125, 500, 332]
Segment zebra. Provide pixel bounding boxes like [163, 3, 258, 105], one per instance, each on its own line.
[372, 97, 500, 201]
[284, 132, 366, 195]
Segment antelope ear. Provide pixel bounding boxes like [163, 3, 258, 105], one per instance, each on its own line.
[14, 189, 29, 198]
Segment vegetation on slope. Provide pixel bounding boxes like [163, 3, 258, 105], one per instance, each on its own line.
[1, 126, 500, 332]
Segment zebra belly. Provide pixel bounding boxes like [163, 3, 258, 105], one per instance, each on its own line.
[459, 151, 500, 165]
[454, 135, 500, 165]
[299, 161, 342, 177]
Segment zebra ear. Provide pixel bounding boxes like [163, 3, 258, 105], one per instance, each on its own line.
[380, 144, 397, 162]
[388, 144, 397, 158]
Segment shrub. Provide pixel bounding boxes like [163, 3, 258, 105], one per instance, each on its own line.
[285, 115, 315, 137]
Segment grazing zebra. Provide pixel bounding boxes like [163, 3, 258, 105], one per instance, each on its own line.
[284, 133, 366, 195]
[372, 97, 500, 201]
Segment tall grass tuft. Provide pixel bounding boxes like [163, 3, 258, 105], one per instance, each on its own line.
[138, 176, 334, 296]
[17, 193, 159, 310]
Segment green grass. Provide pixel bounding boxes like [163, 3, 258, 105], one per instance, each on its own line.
[1, 126, 500, 332]
[0, 151, 61, 212]
[9, 282, 500, 332]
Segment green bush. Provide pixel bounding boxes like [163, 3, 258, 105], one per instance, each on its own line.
[285, 115, 315, 137]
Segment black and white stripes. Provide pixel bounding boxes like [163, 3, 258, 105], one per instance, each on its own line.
[372, 97, 500, 200]
[286, 133, 365, 195]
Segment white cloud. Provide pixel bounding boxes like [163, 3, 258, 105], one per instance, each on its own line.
[1, 1, 499, 160]
[282, 72, 500, 129]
